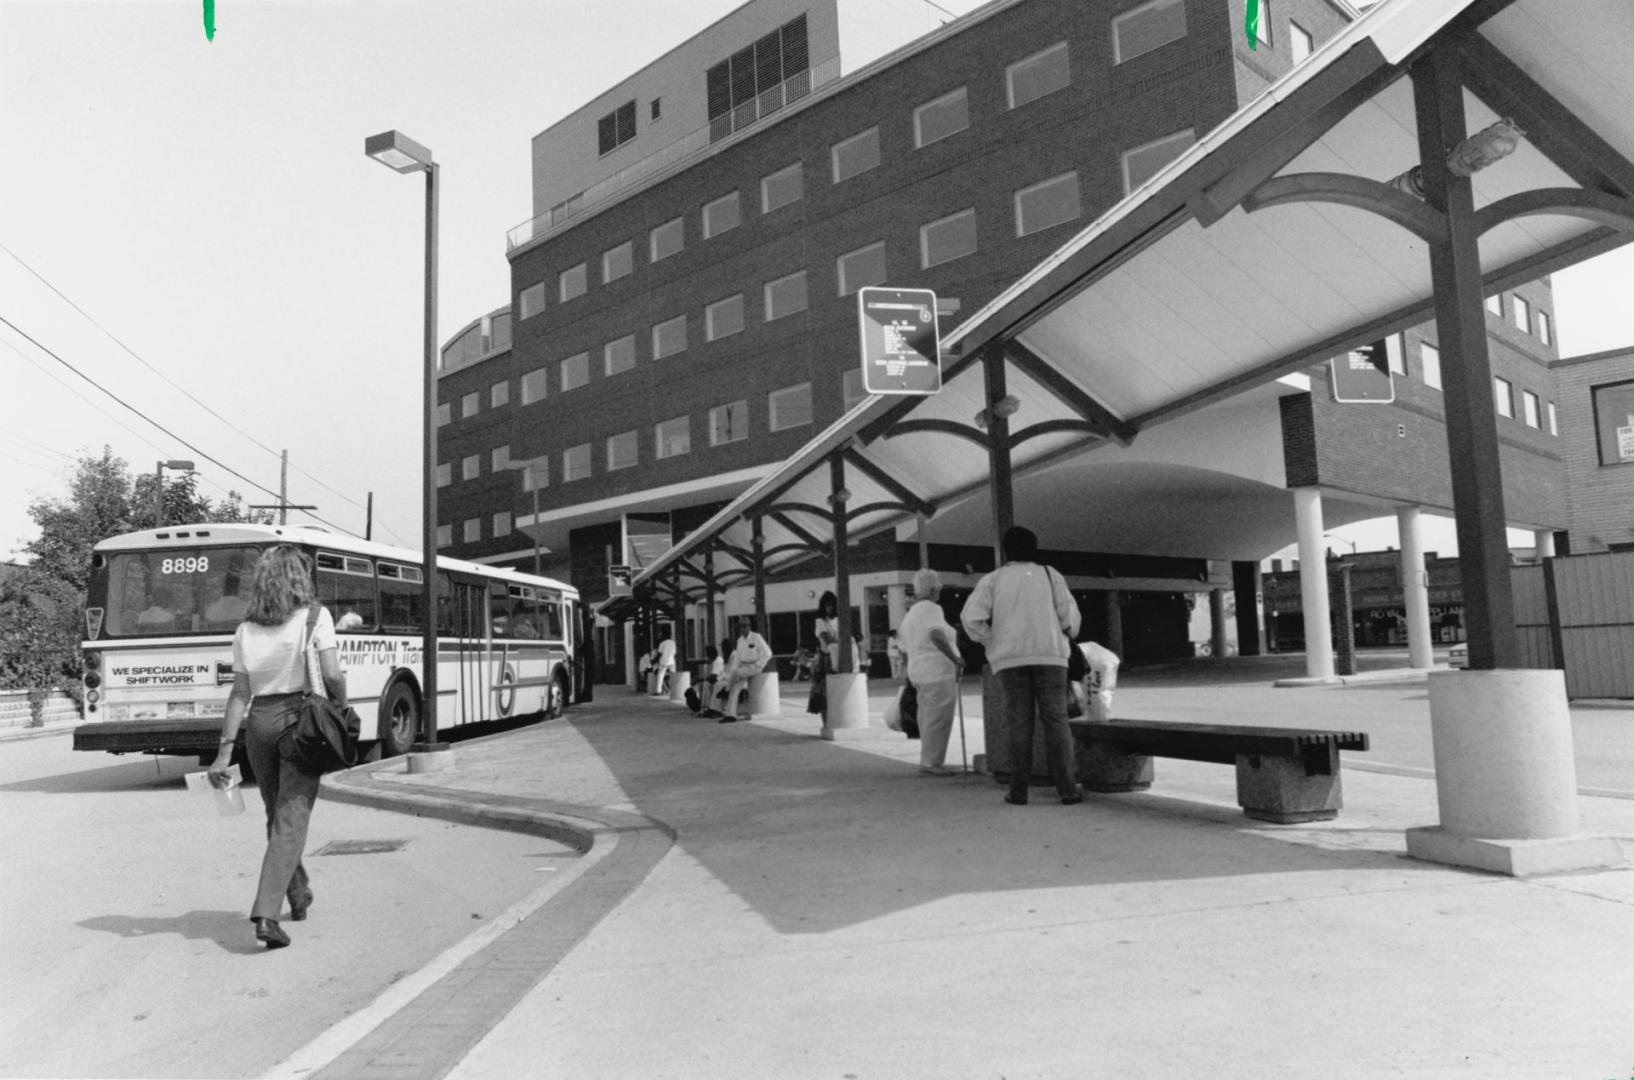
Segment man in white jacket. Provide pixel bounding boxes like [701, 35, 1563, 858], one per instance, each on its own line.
[960, 526, 1082, 806]
[718, 615, 773, 723]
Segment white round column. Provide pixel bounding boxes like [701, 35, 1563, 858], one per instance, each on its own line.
[1397, 505, 1436, 670]
[1293, 487, 1334, 679]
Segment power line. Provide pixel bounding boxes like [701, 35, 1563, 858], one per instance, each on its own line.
[0, 311, 360, 537]
[0, 239, 372, 515]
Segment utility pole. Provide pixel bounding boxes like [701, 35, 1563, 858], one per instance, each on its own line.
[251, 449, 316, 524]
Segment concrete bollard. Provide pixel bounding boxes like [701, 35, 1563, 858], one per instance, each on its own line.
[821, 672, 870, 740]
[746, 670, 781, 718]
[668, 669, 692, 705]
[1406, 669, 1621, 876]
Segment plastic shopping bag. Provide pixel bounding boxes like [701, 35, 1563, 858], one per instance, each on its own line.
[884, 688, 903, 732]
[1078, 641, 1121, 723]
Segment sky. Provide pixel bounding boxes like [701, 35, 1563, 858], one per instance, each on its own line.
[2, 0, 1632, 567]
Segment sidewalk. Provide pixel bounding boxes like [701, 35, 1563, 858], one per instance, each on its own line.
[282, 675, 1633, 1080]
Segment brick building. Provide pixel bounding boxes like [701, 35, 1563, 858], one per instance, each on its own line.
[432, 0, 1568, 680]
[1550, 346, 1634, 554]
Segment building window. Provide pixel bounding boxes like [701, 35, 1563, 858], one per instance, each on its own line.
[1014, 171, 1081, 237]
[703, 191, 741, 238]
[461, 391, 479, 419]
[655, 415, 691, 459]
[914, 87, 968, 148]
[837, 241, 887, 296]
[597, 99, 636, 156]
[1512, 294, 1532, 335]
[761, 163, 804, 214]
[521, 367, 548, 405]
[709, 400, 748, 446]
[559, 262, 587, 302]
[651, 97, 661, 121]
[705, 14, 810, 142]
[1548, 401, 1558, 436]
[706, 293, 745, 341]
[462, 454, 480, 481]
[603, 240, 633, 283]
[494, 511, 513, 539]
[1255, 0, 1273, 47]
[1385, 334, 1407, 376]
[436, 524, 452, 549]
[1122, 129, 1196, 194]
[842, 367, 866, 411]
[1485, 293, 1503, 317]
[768, 382, 812, 432]
[1537, 310, 1552, 346]
[1289, 21, 1312, 63]
[436, 402, 451, 427]
[463, 518, 481, 544]
[1421, 342, 1442, 390]
[1593, 379, 1634, 465]
[490, 381, 509, 408]
[1522, 390, 1541, 428]
[650, 217, 684, 263]
[764, 270, 808, 321]
[921, 207, 978, 269]
[1007, 42, 1069, 110]
[831, 127, 880, 184]
[436, 462, 451, 488]
[563, 443, 592, 482]
[492, 444, 511, 472]
[1494, 377, 1515, 418]
[522, 459, 549, 490]
[519, 282, 546, 320]
[1112, 0, 1186, 64]
[604, 334, 636, 376]
[607, 430, 638, 472]
[561, 351, 589, 392]
[653, 314, 688, 359]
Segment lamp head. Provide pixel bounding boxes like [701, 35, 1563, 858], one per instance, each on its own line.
[365, 130, 434, 173]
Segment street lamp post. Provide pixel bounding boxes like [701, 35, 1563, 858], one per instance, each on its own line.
[154, 460, 195, 526]
[365, 129, 447, 759]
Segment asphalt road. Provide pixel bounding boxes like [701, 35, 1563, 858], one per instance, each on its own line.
[0, 734, 578, 1079]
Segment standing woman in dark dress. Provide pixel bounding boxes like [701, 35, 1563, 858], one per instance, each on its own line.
[208, 545, 347, 949]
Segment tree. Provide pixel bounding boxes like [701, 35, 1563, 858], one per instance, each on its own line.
[5, 448, 275, 709]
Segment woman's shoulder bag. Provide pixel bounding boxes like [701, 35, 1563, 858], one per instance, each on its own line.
[294, 604, 361, 775]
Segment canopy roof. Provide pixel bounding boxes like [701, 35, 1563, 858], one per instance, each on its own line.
[634, 0, 1634, 602]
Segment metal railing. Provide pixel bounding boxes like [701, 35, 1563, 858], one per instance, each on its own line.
[507, 56, 841, 252]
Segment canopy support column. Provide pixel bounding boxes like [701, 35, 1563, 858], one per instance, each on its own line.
[1293, 487, 1335, 679]
[1397, 506, 1435, 670]
[752, 514, 767, 633]
[704, 546, 718, 660]
[983, 349, 1015, 563]
[825, 454, 869, 737]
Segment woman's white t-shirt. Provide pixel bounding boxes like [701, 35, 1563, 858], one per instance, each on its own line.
[233, 606, 336, 696]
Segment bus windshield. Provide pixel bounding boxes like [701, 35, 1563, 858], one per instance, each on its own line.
[98, 546, 264, 637]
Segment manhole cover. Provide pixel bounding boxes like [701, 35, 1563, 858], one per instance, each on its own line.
[313, 839, 408, 856]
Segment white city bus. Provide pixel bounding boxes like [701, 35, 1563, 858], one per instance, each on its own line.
[73, 523, 583, 764]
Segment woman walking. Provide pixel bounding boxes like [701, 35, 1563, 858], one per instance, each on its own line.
[208, 545, 347, 949]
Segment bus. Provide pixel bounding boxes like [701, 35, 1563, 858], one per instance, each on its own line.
[72, 522, 584, 765]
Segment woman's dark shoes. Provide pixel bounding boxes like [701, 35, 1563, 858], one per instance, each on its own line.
[253, 917, 290, 949]
[1060, 794, 1084, 806]
[290, 890, 314, 921]
[1004, 792, 1029, 806]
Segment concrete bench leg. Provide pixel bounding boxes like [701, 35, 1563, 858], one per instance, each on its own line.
[1235, 753, 1341, 824]
[1077, 741, 1154, 793]
[745, 671, 781, 719]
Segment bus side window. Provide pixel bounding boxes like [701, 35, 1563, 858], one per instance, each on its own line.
[317, 553, 376, 631]
[541, 600, 564, 641]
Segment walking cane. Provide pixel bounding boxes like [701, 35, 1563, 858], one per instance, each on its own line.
[955, 668, 969, 774]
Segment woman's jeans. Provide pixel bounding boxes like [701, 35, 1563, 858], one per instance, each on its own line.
[998, 666, 1079, 799]
[244, 693, 319, 920]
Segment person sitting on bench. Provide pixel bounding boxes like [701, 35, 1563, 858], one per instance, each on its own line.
[716, 616, 772, 723]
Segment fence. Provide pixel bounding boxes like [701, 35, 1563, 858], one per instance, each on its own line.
[1512, 548, 1634, 699]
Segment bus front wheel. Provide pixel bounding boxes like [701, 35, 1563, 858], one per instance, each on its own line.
[546, 669, 570, 720]
[378, 681, 419, 758]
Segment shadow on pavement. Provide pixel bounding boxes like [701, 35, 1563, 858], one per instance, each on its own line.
[78, 909, 259, 954]
[0, 755, 192, 795]
[560, 698, 1449, 936]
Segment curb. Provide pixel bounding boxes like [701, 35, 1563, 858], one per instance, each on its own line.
[0, 721, 77, 743]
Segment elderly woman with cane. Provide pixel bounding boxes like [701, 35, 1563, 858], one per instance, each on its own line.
[208, 545, 347, 949]
[898, 568, 965, 776]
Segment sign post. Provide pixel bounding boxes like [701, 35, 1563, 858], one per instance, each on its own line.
[858, 286, 941, 395]
[1329, 340, 1395, 403]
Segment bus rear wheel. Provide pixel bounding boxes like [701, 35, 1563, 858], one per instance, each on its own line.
[377, 680, 418, 758]
[546, 669, 570, 720]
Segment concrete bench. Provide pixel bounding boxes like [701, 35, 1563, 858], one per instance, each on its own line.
[1071, 719, 1369, 824]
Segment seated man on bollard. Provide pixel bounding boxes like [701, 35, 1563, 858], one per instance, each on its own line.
[716, 616, 773, 723]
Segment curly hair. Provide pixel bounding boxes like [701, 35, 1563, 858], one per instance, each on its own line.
[244, 544, 316, 626]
